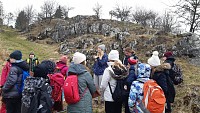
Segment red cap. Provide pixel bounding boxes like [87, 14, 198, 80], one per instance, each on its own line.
[163, 51, 173, 58]
[128, 57, 138, 65]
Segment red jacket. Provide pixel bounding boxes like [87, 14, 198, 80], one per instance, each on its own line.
[0, 61, 11, 87]
[56, 61, 68, 76]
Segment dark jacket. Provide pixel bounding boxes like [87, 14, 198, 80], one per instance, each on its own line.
[92, 53, 108, 75]
[67, 64, 97, 113]
[123, 54, 138, 66]
[126, 65, 137, 91]
[151, 63, 175, 103]
[164, 56, 176, 80]
[2, 60, 29, 98]
[26, 57, 39, 72]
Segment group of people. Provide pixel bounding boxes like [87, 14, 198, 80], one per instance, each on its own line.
[0, 44, 178, 113]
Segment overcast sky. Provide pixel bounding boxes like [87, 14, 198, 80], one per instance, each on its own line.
[1, 0, 177, 19]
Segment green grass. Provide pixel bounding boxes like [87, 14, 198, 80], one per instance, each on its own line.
[0, 27, 60, 71]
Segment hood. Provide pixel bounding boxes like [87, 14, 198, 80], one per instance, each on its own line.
[137, 63, 151, 78]
[68, 63, 87, 75]
[56, 61, 66, 69]
[108, 65, 128, 79]
[12, 60, 29, 71]
[154, 63, 171, 72]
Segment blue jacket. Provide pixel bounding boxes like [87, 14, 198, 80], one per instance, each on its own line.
[128, 63, 151, 113]
[126, 65, 137, 91]
[92, 53, 108, 75]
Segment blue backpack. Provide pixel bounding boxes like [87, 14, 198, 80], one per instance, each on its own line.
[16, 67, 30, 94]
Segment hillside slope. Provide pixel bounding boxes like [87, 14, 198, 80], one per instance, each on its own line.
[0, 27, 60, 71]
[0, 27, 200, 113]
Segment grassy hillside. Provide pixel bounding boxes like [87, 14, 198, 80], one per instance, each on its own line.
[0, 27, 200, 113]
[0, 27, 60, 71]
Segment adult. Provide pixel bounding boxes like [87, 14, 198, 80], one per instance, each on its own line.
[92, 44, 108, 104]
[100, 50, 127, 113]
[67, 52, 98, 113]
[26, 52, 39, 72]
[2, 50, 29, 113]
[123, 47, 138, 66]
[0, 59, 11, 113]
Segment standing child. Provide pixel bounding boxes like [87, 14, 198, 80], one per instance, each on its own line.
[128, 63, 151, 113]
[2, 50, 29, 113]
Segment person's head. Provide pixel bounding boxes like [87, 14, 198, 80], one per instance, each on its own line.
[137, 63, 151, 78]
[60, 55, 68, 64]
[9, 50, 22, 63]
[128, 57, 138, 65]
[29, 52, 35, 59]
[147, 51, 161, 67]
[162, 51, 173, 61]
[41, 60, 56, 74]
[97, 44, 106, 53]
[124, 47, 135, 57]
[108, 50, 119, 66]
[72, 52, 87, 65]
[33, 63, 48, 78]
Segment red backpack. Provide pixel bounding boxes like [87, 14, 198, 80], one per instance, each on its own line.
[48, 73, 65, 102]
[141, 79, 166, 113]
[63, 75, 87, 104]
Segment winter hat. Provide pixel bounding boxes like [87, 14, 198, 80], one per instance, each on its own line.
[33, 63, 48, 78]
[128, 57, 138, 65]
[41, 60, 56, 74]
[60, 55, 68, 63]
[147, 51, 161, 66]
[163, 51, 173, 58]
[108, 50, 119, 61]
[29, 52, 35, 55]
[98, 44, 106, 51]
[72, 52, 86, 64]
[9, 50, 22, 60]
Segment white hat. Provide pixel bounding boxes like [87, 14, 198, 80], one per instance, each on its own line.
[108, 50, 119, 61]
[147, 51, 161, 66]
[72, 52, 86, 64]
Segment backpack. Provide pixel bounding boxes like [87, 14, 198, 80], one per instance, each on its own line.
[16, 67, 30, 94]
[27, 81, 53, 113]
[108, 79, 128, 102]
[138, 79, 166, 113]
[171, 63, 183, 85]
[48, 73, 65, 102]
[63, 74, 88, 104]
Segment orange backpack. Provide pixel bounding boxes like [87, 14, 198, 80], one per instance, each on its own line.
[141, 79, 166, 113]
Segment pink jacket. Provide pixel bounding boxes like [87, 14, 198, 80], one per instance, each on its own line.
[0, 61, 11, 87]
[56, 61, 68, 76]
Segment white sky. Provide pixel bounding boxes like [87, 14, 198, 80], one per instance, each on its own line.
[1, 0, 176, 19]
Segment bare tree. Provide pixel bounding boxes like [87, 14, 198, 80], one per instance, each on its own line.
[173, 0, 200, 32]
[41, 0, 56, 19]
[61, 6, 74, 19]
[24, 5, 35, 25]
[5, 12, 13, 26]
[110, 5, 132, 21]
[92, 2, 102, 19]
[0, 1, 3, 25]
[161, 11, 176, 32]
[132, 8, 157, 27]
[109, 10, 114, 20]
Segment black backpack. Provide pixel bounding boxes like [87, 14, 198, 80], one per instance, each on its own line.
[108, 79, 128, 102]
[171, 64, 183, 85]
